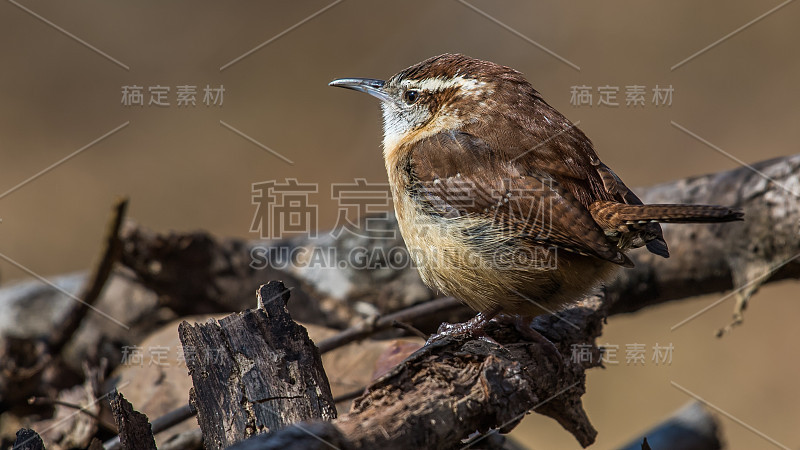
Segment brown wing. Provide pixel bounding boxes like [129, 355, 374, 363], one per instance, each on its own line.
[465, 88, 670, 258]
[408, 131, 633, 267]
[496, 94, 670, 257]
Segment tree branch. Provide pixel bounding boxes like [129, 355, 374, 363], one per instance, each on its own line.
[120, 155, 799, 448]
[607, 155, 800, 334]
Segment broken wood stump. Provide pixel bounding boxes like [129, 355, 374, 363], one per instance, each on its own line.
[178, 281, 336, 449]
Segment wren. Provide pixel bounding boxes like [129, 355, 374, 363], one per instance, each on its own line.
[330, 54, 742, 328]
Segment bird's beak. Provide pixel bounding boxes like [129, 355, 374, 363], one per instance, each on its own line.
[329, 78, 392, 103]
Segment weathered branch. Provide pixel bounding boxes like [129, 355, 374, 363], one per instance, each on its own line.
[118, 224, 328, 324]
[157, 428, 203, 450]
[115, 155, 799, 448]
[238, 295, 606, 449]
[227, 155, 800, 448]
[607, 155, 800, 333]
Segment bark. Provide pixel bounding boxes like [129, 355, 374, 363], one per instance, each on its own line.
[177, 281, 337, 449]
[108, 390, 157, 450]
[241, 296, 605, 449]
[12, 428, 45, 450]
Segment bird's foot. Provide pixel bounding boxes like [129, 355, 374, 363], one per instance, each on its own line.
[426, 309, 501, 346]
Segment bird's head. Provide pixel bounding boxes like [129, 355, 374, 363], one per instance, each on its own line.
[330, 53, 530, 153]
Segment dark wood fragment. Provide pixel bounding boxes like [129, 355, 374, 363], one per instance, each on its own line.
[178, 281, 336, 449]
[12, 428, 45, 450]
[108, 390, 157, 450]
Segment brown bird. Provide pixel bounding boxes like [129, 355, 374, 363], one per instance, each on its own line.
[330, 54, 742, 334]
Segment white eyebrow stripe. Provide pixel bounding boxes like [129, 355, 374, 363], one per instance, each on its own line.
[404, 75, 486, 93]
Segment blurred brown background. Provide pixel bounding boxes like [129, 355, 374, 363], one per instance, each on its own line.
[1, 1, 798, 448]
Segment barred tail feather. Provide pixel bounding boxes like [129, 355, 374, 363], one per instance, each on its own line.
[591, 201, 744, 226]
[614, 204, 744, 224]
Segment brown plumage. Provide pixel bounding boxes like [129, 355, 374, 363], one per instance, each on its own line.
[330, 54, 743, 319]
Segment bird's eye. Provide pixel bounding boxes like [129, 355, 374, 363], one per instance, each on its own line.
[403, 90, 420, 105]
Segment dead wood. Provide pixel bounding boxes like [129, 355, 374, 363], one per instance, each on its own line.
[226, 421, 351, 450]
[608, 154, 800, 327]
[12, 428, 45, 450]
[118, 224, 333, 327]
[106, 154, 798, 448]
[177, 281, 336, 449]
[219, 155, 799, 448]
[108, 390, 156, 450]
[235, 295, 604, 449]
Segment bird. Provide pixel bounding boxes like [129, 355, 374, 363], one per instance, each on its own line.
[329, 53, 743, 336]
